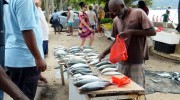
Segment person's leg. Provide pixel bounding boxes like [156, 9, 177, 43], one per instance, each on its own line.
[70, 26, 73, 35]
[43, 40, 48, 57]
[53, 27, 56, 34]
[89, 34, 94, 47]
[80, 38, 86, 47]
[22, 67, 40, 100]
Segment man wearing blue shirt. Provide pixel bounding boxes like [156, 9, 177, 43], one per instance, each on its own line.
[0, 0, 6, 99]
[4, 0, 47, 99]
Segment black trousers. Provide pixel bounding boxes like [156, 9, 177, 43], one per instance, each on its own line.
[7, 67, 40, 100]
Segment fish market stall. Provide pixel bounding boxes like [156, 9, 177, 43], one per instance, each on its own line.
[69, 73, 145, 100]
[53, 46, 145, 100]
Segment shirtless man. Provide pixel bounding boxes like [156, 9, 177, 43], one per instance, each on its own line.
[99, 0, 156, 91]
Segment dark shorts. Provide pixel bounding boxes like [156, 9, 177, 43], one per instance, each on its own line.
[43, 40, 48, 55]
[7, 67, 40, 100]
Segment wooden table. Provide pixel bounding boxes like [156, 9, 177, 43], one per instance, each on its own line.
[69, 66, 145, 100]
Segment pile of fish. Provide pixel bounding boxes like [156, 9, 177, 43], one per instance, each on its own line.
[53, 46, 122, 92]
[73, 75, 112, 92]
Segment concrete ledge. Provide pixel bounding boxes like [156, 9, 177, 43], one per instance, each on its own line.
[150, 46, 180, 61]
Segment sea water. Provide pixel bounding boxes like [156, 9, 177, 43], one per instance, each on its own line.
[148, 9, 178, 24]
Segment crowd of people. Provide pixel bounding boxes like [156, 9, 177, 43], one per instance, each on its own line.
[0, 0, 158, 100]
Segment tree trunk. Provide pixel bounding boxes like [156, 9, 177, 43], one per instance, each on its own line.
[52, 0, 55, 13]
[45, 0, 49, 22]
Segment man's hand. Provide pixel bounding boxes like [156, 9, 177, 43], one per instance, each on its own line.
[35, 58, 47, 72]
[118, 31, 131, 38]
[98, 53, 106, 61]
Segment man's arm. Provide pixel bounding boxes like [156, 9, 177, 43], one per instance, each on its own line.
[0, 66, 29, 100]
[22, 30, 46, 72]
[99, 41, 115, 61]
[120, 28, 156, 37]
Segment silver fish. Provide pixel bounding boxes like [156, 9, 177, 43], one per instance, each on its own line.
[95, 60, 111, 67]
[102, 71, 121, 76]
[75, 75, 99, 81]
[74, 79, 108, 87]
[86, 52, 99, 57]
[97, 64, 117, 71]
[82, 49, 93, 53]
[68, 63, 88, 69]
[89, 59, 99, 65]
[75, 53, 86, 56]
[101, 68, 118, 74]
[66, 60, 86, 66]
[79, 81, 111, 92]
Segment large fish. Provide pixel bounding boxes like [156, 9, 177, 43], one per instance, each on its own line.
[75, 75, 99, 81]
[95, 60, 111, 67]
[102, 71, 121, 76]
[74, 79, 108, 87]
[101, 68, 118, 74]
[97, 64, 117, 71]
[66, 60, 86, 67]
[79, 81, 111, 92]
[82, 49, 93, 53]
[86, 52, 99, 57]
[89, 59, 99, 65]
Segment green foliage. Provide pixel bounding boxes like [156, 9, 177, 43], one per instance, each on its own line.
[100, 18, 113, 24]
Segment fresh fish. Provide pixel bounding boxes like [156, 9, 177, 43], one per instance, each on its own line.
[89, 59, 99, 65]
[95, 60, 111, 67]
[86, 52, 99, 57]
[97, 64, 117, 71]
[69, 46, 80, 50]
[82, 49, 93, 53]
[157, 73, 171, 78]
[74, 79, 108, 87]
[66, 60, 86, 66]
[69, 49, 81, 54]
[86, 56, 98, 60]
[75, 53, 86, 56]
[54, 47, 67, 51]
[79, 81, 111, 92]
[68, 63, 88, 69]
[102, 71, 121, 76]
[75, 75, 99, 81]
[54, 49, 66, 57]
[69, 67, 90, 72]
[72, 70, 93, 75]
[101, 68, 118, 74]
[73, 73, 82, 78]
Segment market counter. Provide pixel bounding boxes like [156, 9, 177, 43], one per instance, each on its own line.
[69, 66, 145, 100]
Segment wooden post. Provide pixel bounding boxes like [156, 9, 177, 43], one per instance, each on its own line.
[45, 0, 49, 22]
[59, 63, 65, 85]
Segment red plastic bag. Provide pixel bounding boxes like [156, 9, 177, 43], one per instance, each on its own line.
[109, 35, 128, 64]
[112, 76, 131, 87]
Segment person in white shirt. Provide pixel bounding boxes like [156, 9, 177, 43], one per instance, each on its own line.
[35, 0, 48, 86]
[86, 5, 97, 30]
[67, 6, 74, 36]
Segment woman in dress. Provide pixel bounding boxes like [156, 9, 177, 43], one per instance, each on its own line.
[78, 2, 94, 47]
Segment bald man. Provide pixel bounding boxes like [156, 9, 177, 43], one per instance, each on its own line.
[99, 0, 156, 90]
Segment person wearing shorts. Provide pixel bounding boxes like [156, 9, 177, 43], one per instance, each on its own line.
[78, 2, 94, 47]
[67, 6, 74, 36]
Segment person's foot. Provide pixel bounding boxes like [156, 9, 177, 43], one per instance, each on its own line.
[40, 75, 48, 83]
[37, 80, 47, 87]
[98, 34, 104, 37]
[67, 34, 72, 36]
